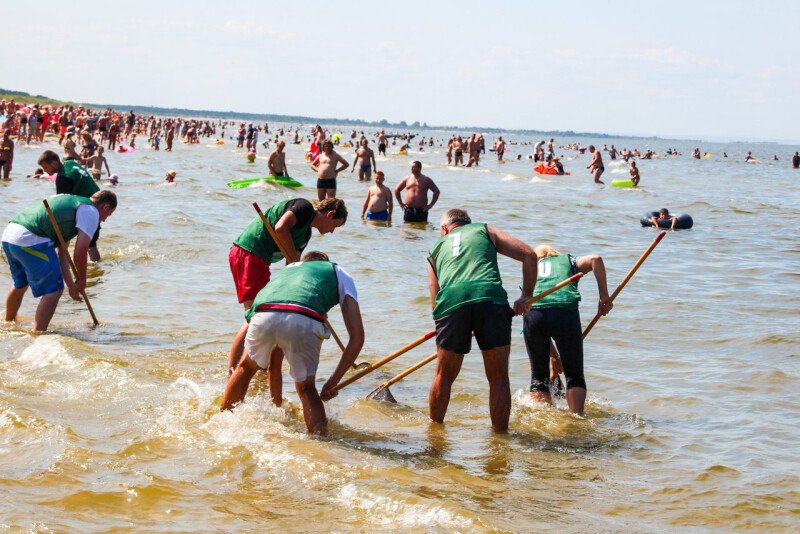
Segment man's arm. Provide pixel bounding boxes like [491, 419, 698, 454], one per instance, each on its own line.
[426, 179, 440, 210]
[361, 188, 370, 219]
[487, 225, 537, 315]
[350, 151, 358, 173]
[335, 153, 349, 173]
[56, 240, 80, 301]
[394, 178, 407, 209]
[320, 296, 365, 400]
[370, 150, 377, 172]
[576, 254, 612, 316]
[427, 260, 440, 309]
[268, 153, 277, 175]
[273, 211, 301, 263]
[386, 187, 393, 219]
[71, 231, 92, 297]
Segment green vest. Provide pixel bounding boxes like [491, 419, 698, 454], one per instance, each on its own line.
[246, 261, 340, 322]
[531, 255, 581, 309]
[428, 223, 508, 319]
[11, 194, 94, 242]
[233, 199, 312, 263]
[62, 160, 100, 198]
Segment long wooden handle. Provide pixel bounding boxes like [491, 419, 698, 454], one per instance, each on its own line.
[42, 199, 100, 326]
[548, 232, 667, 379]
[331, 330, 436, 393]
[367, 352, 438, 397]
[581, 231, 666, 337]
[364, 275, 587, 396]
[252, 202, 346, 352]
[523, 272, 584, 308]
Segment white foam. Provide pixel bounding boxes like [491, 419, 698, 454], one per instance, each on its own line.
[17, 336, 78, 369]
[336, 483, 474, 529]
[170, 377, 205, 399]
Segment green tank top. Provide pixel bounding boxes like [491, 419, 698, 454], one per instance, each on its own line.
[11, 194, 94, 242]
[246, 261, 339, 322]
[428, 223, 508, 319]
[62, 160, 100, 198]
[233, 199, 312, 263]
[531, 255, 581, 309]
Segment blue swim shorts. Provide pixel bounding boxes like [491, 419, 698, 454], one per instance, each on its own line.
[365, 210, 388, 221]
[2, 241, 63, 297]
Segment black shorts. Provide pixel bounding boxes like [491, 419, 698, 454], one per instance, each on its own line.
[523, 306, 585, 391]
[403, 207, 428, 222]
[316, 178, 337, 190]
[435, 301, 512, 354]
[90, 224, 101, 248]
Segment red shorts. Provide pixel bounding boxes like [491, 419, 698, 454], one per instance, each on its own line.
[59, 125, 67, 135]
[229, 245, 271, 304]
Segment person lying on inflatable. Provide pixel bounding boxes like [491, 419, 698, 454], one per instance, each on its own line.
[651, 208, 677, 231]
[549, 158, 565, 175]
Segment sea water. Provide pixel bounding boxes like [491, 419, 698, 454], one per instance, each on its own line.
[1, 129, 798, 531]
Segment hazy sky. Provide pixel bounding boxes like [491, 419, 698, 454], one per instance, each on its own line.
[4, 0, 798, 142]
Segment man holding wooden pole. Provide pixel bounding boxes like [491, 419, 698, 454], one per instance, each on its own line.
[427, 208, 538, 433]
[2, 191, 117, 331]
[221, 251, 364, 436]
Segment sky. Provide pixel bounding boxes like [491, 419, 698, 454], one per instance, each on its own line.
[3, 0, 799, 142]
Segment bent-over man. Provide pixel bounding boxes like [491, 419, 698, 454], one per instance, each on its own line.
[2, 191, 117, 331]
[222, 251, 364, 435]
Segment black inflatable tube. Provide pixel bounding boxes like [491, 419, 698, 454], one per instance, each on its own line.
[640, 211, 694, 229]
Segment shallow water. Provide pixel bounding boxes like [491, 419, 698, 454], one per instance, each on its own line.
[1, 131, 799, 531]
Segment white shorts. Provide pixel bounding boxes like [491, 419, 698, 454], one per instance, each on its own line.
[245, 311, 329, 382]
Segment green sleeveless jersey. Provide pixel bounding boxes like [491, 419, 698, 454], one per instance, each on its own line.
[62, 160, 100, 198]
[531, 255, 581, 309]
[11, 194, 94, 242]
[428, 223, 508, 319]
[233, 199, 313, 263]
[246, 261, 339, 322]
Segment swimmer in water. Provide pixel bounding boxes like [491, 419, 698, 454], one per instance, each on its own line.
[351, 138, 376, 181]
[361, 171, 393, 222]
[587, 145, 605, 184]
[165, 170, 176, 183]
[651, 208, 677, 231]
[629, 161, 640, 187]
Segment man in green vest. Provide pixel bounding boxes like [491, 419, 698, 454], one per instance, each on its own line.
[227, 198, 348, 402]
[2, 191, 117, 331]
[221, 251, 364, 435]
[523, 245, 612, 415]
[428, 208, 538, 432]
[38, 150, 104, 262]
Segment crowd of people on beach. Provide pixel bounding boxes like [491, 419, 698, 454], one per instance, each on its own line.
[2, 95, 798, 436]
